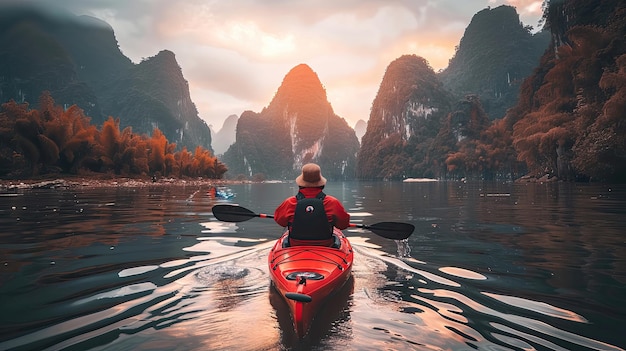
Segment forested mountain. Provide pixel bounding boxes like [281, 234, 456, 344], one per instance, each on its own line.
[357, 55, 453, 180]
[101, 50, 212, 152]
[0, 4, 212, 152]
[439, 5, 550, 120]
[360, 2, 625, 183]
[437, 94, 519, 180]
[222, 64, 359, 180]
[506, 0, 626, 182]
[357, 6, 548, 181]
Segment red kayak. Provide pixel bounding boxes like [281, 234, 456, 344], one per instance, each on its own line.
[211, 204, 414, 337]
[267, 227, 354, 338]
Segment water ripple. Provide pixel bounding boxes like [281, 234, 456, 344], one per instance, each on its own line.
[482, 291, 588, 323]
[2, 184, 625, 350]
[0, 235, 275, 351]
[348, 238, 625, 351]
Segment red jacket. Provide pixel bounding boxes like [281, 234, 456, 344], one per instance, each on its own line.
[274, 187, 350, 230]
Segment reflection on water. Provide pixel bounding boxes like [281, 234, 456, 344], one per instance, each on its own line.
[0, 182, 624, 350]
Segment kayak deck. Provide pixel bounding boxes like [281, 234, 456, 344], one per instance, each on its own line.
[268, 228, 353, 337]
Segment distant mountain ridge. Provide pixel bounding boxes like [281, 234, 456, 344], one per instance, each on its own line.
[210, 114, 238, 156]
[222, 64, 359, 180]
[353, 120, 367, 143]
[0, 4, 212, 152]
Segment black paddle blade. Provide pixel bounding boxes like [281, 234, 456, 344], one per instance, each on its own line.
[212, 204, 258, 222]
[364, 221, 415, 240]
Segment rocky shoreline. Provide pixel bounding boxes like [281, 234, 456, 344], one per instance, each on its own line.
[0, 173, 567, 191]
[0, 176, 236, 191]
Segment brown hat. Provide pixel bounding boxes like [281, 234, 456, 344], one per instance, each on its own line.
[295, 163, 327, 187]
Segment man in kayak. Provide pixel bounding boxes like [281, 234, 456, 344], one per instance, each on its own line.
[274, 163, 350, 246]
[208, 185, 217, 198]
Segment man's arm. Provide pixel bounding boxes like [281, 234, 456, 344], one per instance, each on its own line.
[274, 198, 295, 227]
[326, 196, 350, 229]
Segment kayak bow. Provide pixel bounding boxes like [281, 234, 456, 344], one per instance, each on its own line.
[268, 228, 354, 338]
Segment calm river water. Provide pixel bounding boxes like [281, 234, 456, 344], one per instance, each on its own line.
[0, 180, 624, 351]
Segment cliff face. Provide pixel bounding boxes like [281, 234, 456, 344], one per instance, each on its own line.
[0, 6, 104, 118]
[102, 50, 212, 151]
[0, 4, 212, 151]
[357, 55, 453, 180]
[222, 64, 359, 180]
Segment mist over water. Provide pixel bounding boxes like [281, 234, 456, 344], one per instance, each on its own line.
[0, 181, 624, 350]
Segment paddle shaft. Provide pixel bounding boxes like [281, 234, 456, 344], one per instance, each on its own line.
[212, 204, 415, 240]
[211, 205, 381, 229]
[224, 211, 387, 232]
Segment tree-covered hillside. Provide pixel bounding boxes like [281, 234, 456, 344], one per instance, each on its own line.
[0, 4, 212, 152]
[506, 0, 626, 182]
[439, 5, 550, 120]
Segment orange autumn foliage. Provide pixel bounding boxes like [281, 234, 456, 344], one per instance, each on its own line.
[0, 92, 226, 179]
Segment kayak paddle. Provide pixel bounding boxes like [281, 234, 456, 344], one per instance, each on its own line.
[212, 204, 273, 221]
[348, 222, 414, 240]
[212, 204, 415, 240]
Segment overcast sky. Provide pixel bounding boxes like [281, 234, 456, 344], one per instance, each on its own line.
[15, 0, 543, 130]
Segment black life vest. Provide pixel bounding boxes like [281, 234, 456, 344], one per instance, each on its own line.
[288, 191, 333, 240]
